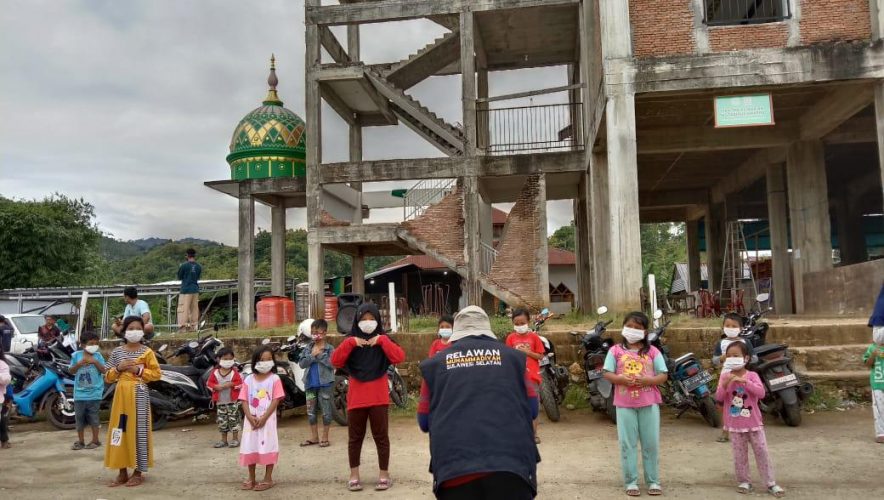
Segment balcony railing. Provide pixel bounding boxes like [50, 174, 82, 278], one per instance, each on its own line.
[704, 0, 791, 26]
[479, 241, 498, 275]
[402, 178, 456, 221]
[477, 102, 584, 155]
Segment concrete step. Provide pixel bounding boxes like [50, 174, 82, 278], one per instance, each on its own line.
[790, 344, 870, 372]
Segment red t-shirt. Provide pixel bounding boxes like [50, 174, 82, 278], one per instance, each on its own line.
[506, 331, 545, 384]
[331, 335, 406, 410]
[428, 339, 451, 357]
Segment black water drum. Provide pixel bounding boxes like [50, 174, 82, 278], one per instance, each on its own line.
[336, 293, 364, 334]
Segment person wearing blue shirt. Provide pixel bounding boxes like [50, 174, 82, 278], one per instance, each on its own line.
[69, 331, 107, 450]
[176, 248, 202, 333]
[112, 286, 154, 338]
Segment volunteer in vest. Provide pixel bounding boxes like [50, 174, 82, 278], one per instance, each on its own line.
[418, 305, 540, 500]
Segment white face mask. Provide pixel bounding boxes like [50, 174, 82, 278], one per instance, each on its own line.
[358, 320, 378, 334]
[85, 345, 100, 354]
[254, 360, 274, 373]
[438, 328, 453, 339]
[513, 324, 530, 334]
[621, 326, 646, 344]
[124, 330, 144, 343]
[723, 357, 746, 371]
[219, 359, 235, 369]
[873, 326, 884, 345]
[723, 327, 741, 339]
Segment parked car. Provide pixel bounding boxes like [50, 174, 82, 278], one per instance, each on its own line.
[3, 314, 44, 354]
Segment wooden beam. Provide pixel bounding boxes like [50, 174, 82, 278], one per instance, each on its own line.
[307, 0, 579, 26]
[320, 84, 356, 126]
[319, 26, 350, 64]
[638, 123, 798, 154]
[799, 85, 875, 140]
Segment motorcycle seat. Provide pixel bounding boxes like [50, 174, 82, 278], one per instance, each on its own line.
[754, 344, 786, 357]
[161, 365, 203, 377]
[672, 353, 695, 365]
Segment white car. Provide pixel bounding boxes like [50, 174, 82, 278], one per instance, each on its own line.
[3, 313, 44, 354]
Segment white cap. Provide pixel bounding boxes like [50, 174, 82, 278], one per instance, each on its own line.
[298, 318, 315, 339]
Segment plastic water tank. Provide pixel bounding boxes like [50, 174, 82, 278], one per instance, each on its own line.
[281, 298, 295, 325]
[323, 295, 338, 323]
[257, 296, 283, 328]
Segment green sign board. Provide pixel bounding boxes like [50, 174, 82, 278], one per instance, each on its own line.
[714, 94, 774, 128]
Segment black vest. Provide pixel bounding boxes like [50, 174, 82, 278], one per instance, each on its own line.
[419, 336, 540, 494]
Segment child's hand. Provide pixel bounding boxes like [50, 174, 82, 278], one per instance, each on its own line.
[354, 338, 368, 348]
[312, 345, 322, 357]
[366, 335, 380, 347]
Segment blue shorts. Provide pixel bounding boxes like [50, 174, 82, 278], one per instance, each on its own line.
[74, 400, 101, 431]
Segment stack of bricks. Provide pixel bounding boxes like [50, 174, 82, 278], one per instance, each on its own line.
[800, 0, 871, 44]
[319, 210, 350, 227]
[487, 174, 545, 308]
[399, 186, 466, 267]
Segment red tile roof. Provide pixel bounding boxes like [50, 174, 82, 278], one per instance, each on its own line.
[548, 247, 576, 265]
[492, 208, 508, 225]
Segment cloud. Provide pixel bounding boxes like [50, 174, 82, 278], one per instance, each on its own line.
[0, 0, 572, 246]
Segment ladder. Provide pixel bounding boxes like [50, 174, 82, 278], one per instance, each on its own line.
[719, 221, 757, 315]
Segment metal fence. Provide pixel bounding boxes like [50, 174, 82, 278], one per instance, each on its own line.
[479, 241, 499, 275]
[402, 178, 456, 220]
[704, 0, 791, 26]
[477, 102, 584, 155]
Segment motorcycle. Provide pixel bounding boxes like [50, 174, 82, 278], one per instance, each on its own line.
[240, 336, 308, 416]
[571, 306, 617, 423]
[740, 293, 813, 427]
[534, 308, 569, 422]
[12, 356, 77, 430]
[332, 364, 409, 427]
[648, 311, 719, 427]
[147, 334, 223, 430]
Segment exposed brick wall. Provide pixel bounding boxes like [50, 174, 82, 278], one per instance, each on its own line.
[709, 22, 789, 51]
[800, 0, 871, 44]
[629, 0, 695, 57]
[488, 175, 545, 307]
[399, 186, 465, 267]
[319, 210, 350, 227]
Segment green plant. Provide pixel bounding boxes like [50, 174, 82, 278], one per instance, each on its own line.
[804, 388, 845, 411]
[562, 384, 589, 410]
[390, 393, 419, 417]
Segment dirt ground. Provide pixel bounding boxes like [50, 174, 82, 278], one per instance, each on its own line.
[0, 406, 879, 499]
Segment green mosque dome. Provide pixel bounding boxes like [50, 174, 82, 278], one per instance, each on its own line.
[226, 55, 306, 181]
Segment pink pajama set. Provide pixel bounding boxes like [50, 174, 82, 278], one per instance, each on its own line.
[715, 370, 777, 488]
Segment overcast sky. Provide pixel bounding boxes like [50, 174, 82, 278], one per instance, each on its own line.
[0, 0, 573, 245]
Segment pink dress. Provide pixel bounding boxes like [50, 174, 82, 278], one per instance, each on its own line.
[238, 373, 284, 466]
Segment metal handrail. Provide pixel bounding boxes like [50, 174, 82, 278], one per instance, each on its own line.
[403, 178, 456, 220]
[477, 102, 584, 155]
[479, 241, 498, 275]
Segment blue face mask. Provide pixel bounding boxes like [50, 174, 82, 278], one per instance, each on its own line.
[438, 328, 453, 339]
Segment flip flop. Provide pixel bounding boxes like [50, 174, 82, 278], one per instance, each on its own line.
[71, 441, 85, 450]
[125, 475, 144, 487]
[85, 442, 101, 450]
[375, 478, 392, 491]
[737, 483, 753, 494]
[768, 485, 785, 498]
[241, 480, 256, 490]
[348, 479, 363, 492]
[300, 439, 320, 447]
[108, 476, 129, 488]
[254, 481, 275, 491]
[626, 485, 641, 497]
[648, 484, 662, 496]
[319, 441, 330, 448]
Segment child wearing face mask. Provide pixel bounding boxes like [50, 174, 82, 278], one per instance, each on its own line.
[713, 313, 757, 443]
[70, 330, 107, 450]
[715, 342, 785, 497]
[298, 319, 335, 448]
[239, 346, 284, 491]
[428, 315, 455, 357]
[505, 308, 545, 444]
[603, 312, 668, 497]
[207, 348, 243, 449]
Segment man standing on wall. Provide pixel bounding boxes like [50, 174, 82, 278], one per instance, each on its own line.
[177, 248, 202, 333]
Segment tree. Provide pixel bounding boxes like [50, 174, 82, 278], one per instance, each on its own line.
[549, 222, 576, 252]
[640, 223, 686, 291]
[0, 195, 102, 288]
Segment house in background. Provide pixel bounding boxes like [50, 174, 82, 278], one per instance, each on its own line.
[364, 208, 579, 315]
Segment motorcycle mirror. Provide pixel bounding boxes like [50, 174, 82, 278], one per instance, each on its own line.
[756, 293, 770, 303]
[540, 307, 549, 315]
[188, 341, 199, 349]
[158, 344, 168, 353]
[199, 320, 207, 329]
[597, 306, 608, 315]
[286, 335, 297, 342]
[653, 309, 663, 320]
[261, 338, 271, 346]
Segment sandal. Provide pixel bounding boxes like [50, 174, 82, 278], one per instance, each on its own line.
[241, 480, 255, 490]
[626, 485, 641, 497]
[300, 439, 320, 447]
[375, 478, 392, 491]
[254, 481, 274, 491]
[319, 441, 330, 448]
[768, 485, 785, 498]
[85, 442, 101, 450]
[125, 475, 144, 487]
[348, 479, 363, 492]
[108, 475, 129, 488]
[213, 441, 229, 448]
[737, 483, 753, 494]
[229, 440, 240, 448]
[716, 435, 730, 443]
[71, 441, 85, 450]
[648, 484, 662, 496]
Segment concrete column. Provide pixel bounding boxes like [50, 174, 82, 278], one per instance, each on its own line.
[478, 195, 493, 249]
[307, 241, 324, 319]
[704, 205, 722, 294]
[766, 164, 794, 315]
[599, 0, 632, 58]
[477, 68, 489, 153]
[237, 186, 255, 330]
[834, 194, 867, 265]
[270, 198, 286, 296]
[876, 82, 884, 214]
[305, 0, 324, 317]
[589, 152, 610, 307]
[685, 219, 701, 293]
[460, 11, 477, 156]
[462, 176, 482, 306]
[786, 140, 833, 313]
[535, 174, 551, 307]
[351, 251, 365, 295]
[871, 0, 884, 40]
[573, 173, 593, 312]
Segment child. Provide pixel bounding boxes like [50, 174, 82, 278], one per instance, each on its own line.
[713, 313, 756, 443]
[0, 345, 10, 449]
[298, 319, 335, 448]
[505, 308, 545, 443]
[70, 331, 107, 450]
[207, 347, 243, 449]
[239, 346, 284, 491]
[603, 312, 668, 497]
[715, 342, 785, 497]
[863, 323, 884, 443]
[427, 314, 454, 357]
[331, 303, 406, 492]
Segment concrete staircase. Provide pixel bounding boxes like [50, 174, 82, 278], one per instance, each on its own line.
[383, 29, 461, 90]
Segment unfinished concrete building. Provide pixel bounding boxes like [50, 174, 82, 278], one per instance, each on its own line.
[298, 0, 884, 319]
